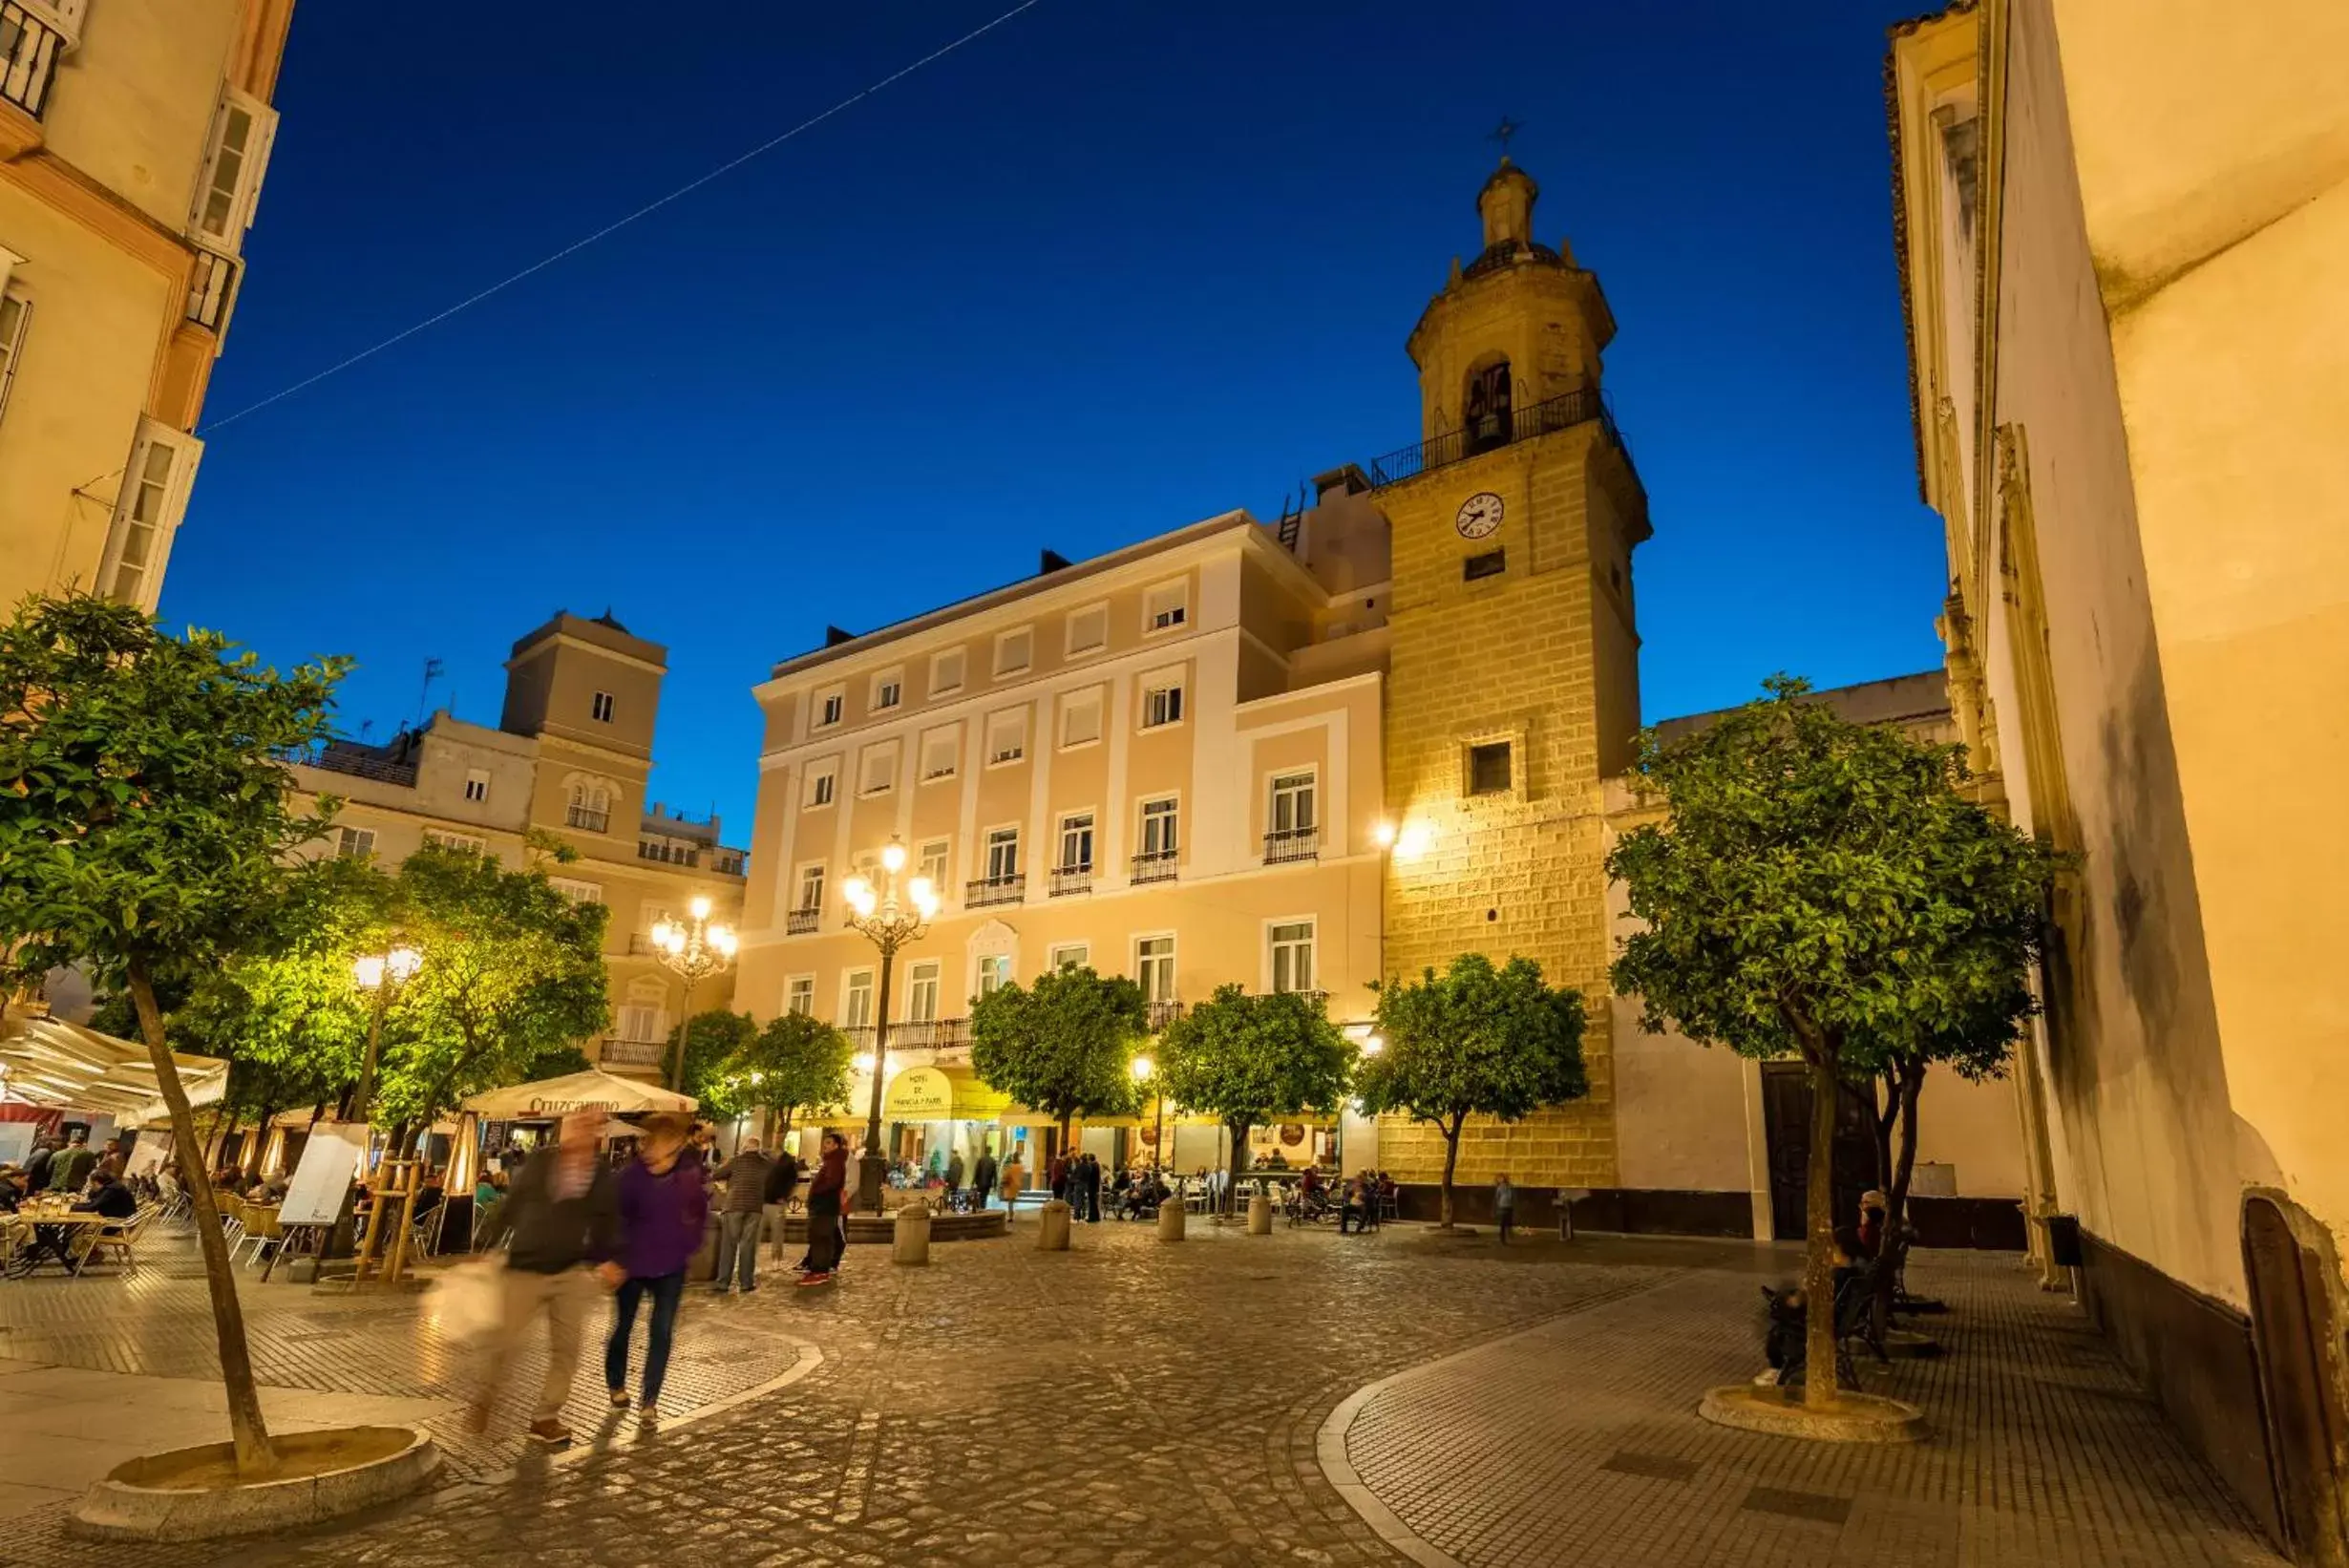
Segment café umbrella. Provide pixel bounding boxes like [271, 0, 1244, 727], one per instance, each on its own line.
[460, 1070, 697, 1120]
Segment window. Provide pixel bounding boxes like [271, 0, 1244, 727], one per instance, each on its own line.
[616, 1002, 665, 1045]
[1270, 771, 1317, 835]
[873, 671, 902, 710]
[1468, 741, 1513, 795]
[1057, 813, 1094, 873]
[843, 970, 875, 1028]
[1464, 547, 1506, 582]
[785, 976, 814, 1016]
[330, 825, 375, 859]
[930, 647, 965, 697]
[1270, 921, 1317, 994]
[565, 782, 611, 833]
[1145, 582, 1188, 633]
[918, 838, 950, 887]
[424, 829, 486, 856]
[1048, 943, 1090, 972]
[906, 960, 942, 1023]
[1465, 359, 1513, 454]
[1141, 679, 1184, 729]
[550, 877, 603, 905]
[977, 954, 1012, 997]
[1067, 604, 1108, 656]
[0, 291, 28, 428]
[984, 827, 1020, 881]
[1136, 936, 1175, 1003]
[794, 863, 827, 914]
[919, 727, 959, 781]
[859, 744, 897, 796]
[993, 626, 1032, 678]
[815, 689, 844, 729]
[463, 769, 490, 803]
[590, 690, 615, 723]
[804, 762, 837, 809]
[1139, 797, 1179, 858]
[190, 91, 277, 250]
[99, 421, 202, 611]
[1061, 689, 1103, 749]
[985, 710, 1026, 766]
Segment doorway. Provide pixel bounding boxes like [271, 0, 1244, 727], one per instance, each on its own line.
[2242, 1189, 2349, 1566]
[1759, 1062, 1878, 1243]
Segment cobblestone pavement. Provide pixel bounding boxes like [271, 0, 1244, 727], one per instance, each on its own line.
[1335, 1245, 2285, 1568]
[0, 1221, 2284, 1568]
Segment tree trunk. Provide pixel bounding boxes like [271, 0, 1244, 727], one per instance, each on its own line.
[1885, 1058, 1928, 1241]
[1872, 1069, 1897, 1195]
[243, 1103, 277, 1181]
[1225, 1120, 1250, 1218]
[1438, 1117, 1463, 1228]
[1803, 1051, 1843, 1409]
[128, 962, 277, 1475]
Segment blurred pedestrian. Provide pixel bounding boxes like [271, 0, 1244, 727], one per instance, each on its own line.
[944, 1149, 965, 1211]
[763, 1138, 802, 1264]
[605, 1113, 707, 1417]
[470, 1112, 618, 1446]
[971, 1147, 998, 1213]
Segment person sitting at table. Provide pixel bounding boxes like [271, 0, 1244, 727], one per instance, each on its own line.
[413, 1171, 446, 1222]
[475, 1170, 501, 1208]
[0, 1165, 24, 1215]
[1339, 1174, 1375, 1235]
[74, 1172, 136, 1223]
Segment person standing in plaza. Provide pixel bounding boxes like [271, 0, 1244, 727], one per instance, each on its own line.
[1492, 1174, 1516, 1244]
[471, 1112, 618, 1446]
[1048, 1147, 1070, 1204]
[944, 1148, 965, 1211]
[799, 1130, 849, 1285]
[709, 1135, 772, 1294]
[1080, 1153, 1104, 1223]
[605, 1113, 707, 1416]
[763, 1140, 801, 1264]
[971, 1147, 998, 1213]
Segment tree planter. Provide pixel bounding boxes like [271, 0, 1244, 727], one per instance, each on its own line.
[71, 1425, 440, 1541]
[1697, 1385, 1927, 1444]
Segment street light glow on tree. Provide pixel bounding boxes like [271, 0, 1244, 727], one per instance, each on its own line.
[841, 836, 939, 1213]
[648, 897, 736, 1091]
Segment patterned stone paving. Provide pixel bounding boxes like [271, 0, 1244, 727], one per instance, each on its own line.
[0, 1220, 2288, 1567]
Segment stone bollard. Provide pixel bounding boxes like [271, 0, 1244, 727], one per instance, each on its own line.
[893, 1199, 932, 1266]
[1156, 1199, 1186, 1241]
[1037, 1198, 1072, 1251]
[1247, 1192, 1273, 1235]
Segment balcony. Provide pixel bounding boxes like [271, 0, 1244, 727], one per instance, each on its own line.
[296, 740, 417, 788]
[638, 840, 700, 868]
[888, 1017, 970, 1050]
[185, 250, 240, 333]
[1146, 999, 1183, 1030]
[1365, 385, 1642, 507]
[1262, 827, 1321, 865]
[965, 874, 1024, 909]
[0, 3, 67, 121]
[1048, 863, 1093, 898]
[601, 1038, 666, 1070]
[565, 806, 610, 834]
[786, 907, 820, 935]
[1131, 850, 1178, 885]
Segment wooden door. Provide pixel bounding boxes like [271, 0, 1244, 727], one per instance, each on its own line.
[2243, 1192, 2349, 1565]
[1759, 1062, 1877, 1243]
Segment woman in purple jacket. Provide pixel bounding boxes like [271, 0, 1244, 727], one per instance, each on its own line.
[603, 1113, 708, 1414]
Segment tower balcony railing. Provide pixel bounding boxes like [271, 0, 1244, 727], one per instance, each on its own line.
[1365, 384, 1642, 504]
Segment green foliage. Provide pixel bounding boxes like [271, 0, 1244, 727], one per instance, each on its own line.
[1605, 675, 2058, 1075]
[0, 594, 348, 996]
[722, 1010, 854, 1133]
[1157, 985, 1355, 1139]
[969, 964, 1148, 1137]
[671, 1009, 759, 1119]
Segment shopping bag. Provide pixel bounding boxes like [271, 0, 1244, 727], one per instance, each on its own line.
[430, 1256, 505, 1344]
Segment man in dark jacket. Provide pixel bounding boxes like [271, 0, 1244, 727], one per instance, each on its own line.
[22, 1138, 53, 1194]
[471, 1113, 618, 1446]
[710, 1138, 774, 1294]
[971, 1149, 999, 1213]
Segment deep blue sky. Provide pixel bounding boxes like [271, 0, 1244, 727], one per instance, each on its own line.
[163, 0, 1943, 841]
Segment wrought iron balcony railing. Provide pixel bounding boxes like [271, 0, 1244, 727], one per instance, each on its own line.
[1048, 863, 1093, 898]
[565, 806, 609, 833]
[785, 907, 820, 935]
[1131, 850, 1178, 885]
[0, 3, 68, 120]
[1364, 385, 1641, 502]
[966, 874, 1024, 909]
[1262, 827, 1321, 865]
[601, 1038, 666, 1069]
[1146, 999, 1183, 1030]
[889, 1017, 970, 1049]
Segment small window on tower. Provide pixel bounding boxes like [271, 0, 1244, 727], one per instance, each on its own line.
[1464, 548, 1506, 582]
[591, 690, 615, 723]
[1468, 742, 1513, 796]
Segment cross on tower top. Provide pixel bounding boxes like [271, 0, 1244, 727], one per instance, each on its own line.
[1488, 115, 1523, 164]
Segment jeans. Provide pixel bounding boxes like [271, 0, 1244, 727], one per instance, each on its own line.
[719, 1209, 761, 1289]
[1496, 1210, 1514, 1242]
[605, 1270, 686, 1407]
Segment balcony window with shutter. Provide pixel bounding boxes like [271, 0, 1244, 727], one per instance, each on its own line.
[843, 970, 875, 1028]
[906, 961, 941, 1023]
[1136, 936, 1175, 1004]
[920, 728, 959, 781]
[993, 626, 1032, 678]
[1058, 814, 1093, 873]
[190, 91, 277, 251]
[984, 828, 1020, 881]
[985, 710, 1026, 766]
[930, 647, 964, 697]
[1067, 604, 1108, 657]
[1061, 689, 1103, 749]
[1144, 582, 1188, 633]
[804, 764, 837, 809]
[1270, 921, 1316, 994]
[859, 744, 897, 796]
[1048, 943, 1089, 972]
[99, 421, 202, 612]
[919, 838, 950, 887]
[977, 954, 1011, 997]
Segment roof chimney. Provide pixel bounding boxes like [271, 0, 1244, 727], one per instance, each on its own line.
[824, 625, 857, 647]
[1039, 549, 1072, 575]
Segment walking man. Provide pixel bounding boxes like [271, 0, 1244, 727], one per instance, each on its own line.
[971, 1147, 998, 1213]
[606, 1113, 708, 1416]
[471, 1112, 618, 1446]
[711, 1135, 773, 1293]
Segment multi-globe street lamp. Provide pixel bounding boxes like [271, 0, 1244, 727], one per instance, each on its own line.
[841, 838, 940, 1214]
[650, 897, 737, 1091]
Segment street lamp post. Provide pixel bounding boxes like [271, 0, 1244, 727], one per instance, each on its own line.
[650, 897, 737, 1092]
[1132, 1054, 1162, 1176]
[842, 838, 939, 1216]
[350, 942, 423, 1127]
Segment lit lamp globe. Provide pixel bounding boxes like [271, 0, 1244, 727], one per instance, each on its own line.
[711, 926, 738, 958]
[1131, 1054, 1154, 1083]
[689, 895, 712, 921]
[881, 841, 908, 874]
[906, 877, 940, 920]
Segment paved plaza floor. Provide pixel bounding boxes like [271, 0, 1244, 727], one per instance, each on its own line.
[0, 1217, 2285, 1567]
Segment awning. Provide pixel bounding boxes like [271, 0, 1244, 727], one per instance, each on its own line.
[883, 1065, 1010, 1121]
[0, 1016, 227, 1128]
[462, 1070, 696, 1118]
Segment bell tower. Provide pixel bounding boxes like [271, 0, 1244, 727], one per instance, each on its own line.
[1374, 154, 1652, 1198]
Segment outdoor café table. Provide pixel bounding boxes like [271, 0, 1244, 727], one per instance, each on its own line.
[11, 1210, 115, 1277]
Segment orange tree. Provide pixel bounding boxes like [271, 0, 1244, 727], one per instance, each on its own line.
[1606, 676, 2056, 1409]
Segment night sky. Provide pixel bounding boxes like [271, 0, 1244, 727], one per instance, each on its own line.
[161, 0, 1944, 841]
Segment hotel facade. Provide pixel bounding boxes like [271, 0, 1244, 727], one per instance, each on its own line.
[0, 0, 295, 613]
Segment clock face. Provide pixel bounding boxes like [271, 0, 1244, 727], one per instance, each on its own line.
[1455, 491, 1504, 540]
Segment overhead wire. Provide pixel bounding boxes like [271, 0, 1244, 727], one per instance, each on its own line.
[199, 0, 1048, 435]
